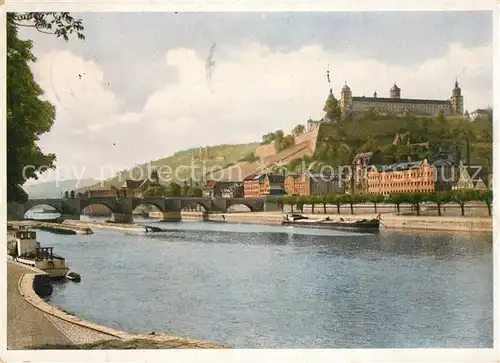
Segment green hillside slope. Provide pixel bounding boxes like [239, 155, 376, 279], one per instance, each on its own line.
[80, 143, 260, 191]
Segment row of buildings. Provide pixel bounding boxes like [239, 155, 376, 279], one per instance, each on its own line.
[82, 155, 489, 202]
[201, 152, 489, 199]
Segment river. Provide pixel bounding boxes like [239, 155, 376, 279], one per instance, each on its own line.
[34, 218, 492, 348]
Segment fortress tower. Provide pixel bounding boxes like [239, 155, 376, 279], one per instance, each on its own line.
[390, 82, 401, 99]
[340, 82, 352, 119]
[450, 79, 464, 116]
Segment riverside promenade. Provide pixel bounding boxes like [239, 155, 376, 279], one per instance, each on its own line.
[7, 262, 74, 349]
[7, 260, 227, 349]
[206, 212, 493, 232]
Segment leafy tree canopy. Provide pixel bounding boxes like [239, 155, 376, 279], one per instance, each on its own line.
[7, 12, 85, 202]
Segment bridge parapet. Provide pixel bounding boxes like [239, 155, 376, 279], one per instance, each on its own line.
[21, 196, 265, 221]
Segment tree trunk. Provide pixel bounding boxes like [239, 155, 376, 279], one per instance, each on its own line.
[290, 204, 294, 213]
[374, 203, 377, 213]
[487, 202, 491, 217]
[415, 203, 420, 216]
[460, 203, 465, 216]
[311, 204, 315, 214]
[337, 204, 340, 214]
[396, 204, 400, 213]
[437, 203, 442, 216]
[323, 203, 327, 214]
[350, 204, 354, 214]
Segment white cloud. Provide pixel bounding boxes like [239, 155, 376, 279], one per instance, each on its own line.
[31, 41, 492, 181]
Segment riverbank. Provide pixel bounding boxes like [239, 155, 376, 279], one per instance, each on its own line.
[8, 220, 93, 235]
[7, 260, 227, 349]
[205, 212, 493, 232]
[12, 210, 492, 234]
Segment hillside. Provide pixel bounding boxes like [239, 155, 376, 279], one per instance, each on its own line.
[206, 128, 319, 181]
[295, 111, 493, 172]
[77, 109, 492, 192]
[24, 179, 99, 198]
[79, 143, 260, 191]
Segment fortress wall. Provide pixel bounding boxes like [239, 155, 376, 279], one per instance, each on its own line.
[294, 126, 320, 154]
[352, 99, 452, 116]
[255, 143, 277, 159]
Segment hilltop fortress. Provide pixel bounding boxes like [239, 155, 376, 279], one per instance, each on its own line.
[339, 80, 464, 119]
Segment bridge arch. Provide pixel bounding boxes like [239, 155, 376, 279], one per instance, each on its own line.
[24, 203, 62, 220]
[226, 198, 264, 212]
[80, 203, 114, 219]
[132, 202, 165, 220]
[132, 201, 165, 213]
[226, 203, 254, 212]
[181, 200, 209, 212]
[80, 200, 117, 214]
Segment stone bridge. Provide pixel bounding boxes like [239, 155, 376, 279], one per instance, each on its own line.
[18, 196, 266, 223]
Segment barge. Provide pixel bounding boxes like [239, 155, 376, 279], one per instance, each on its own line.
[281, 214, 380, 233]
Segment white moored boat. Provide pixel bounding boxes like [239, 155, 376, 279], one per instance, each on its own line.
[13, 228, 69, 279]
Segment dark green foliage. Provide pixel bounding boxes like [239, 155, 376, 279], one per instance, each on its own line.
[309, 110, 492, 169]
[238, 152, 260, 163]
[143, 186, 168, 197]
[323, 95, 341, 121]
[7, 12, 84, 202]
[280, 189, 491, 217]
[187, 187, 203, 197]
[261, 129, 296, 153]
[292, 124, 306, 136]
[168, 182, 182, 197]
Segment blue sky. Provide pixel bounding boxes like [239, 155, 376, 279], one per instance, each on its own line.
[19, 11, 493, 181]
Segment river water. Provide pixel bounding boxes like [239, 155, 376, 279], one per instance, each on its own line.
[35, 218, 492, 348]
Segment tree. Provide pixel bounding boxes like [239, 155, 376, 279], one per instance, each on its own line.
[386, 193, 407, 214]
[284, 195, 297, 213]
[187, 187, 203, 197]
[70, 190, 75, 199]
[238, 152, 259, 163]
[406, 192, 428, 216]
[478, 189, 493, 217]
[181, 181, 190, 196]
[64, 191, 69, 199]
[292, 124, 306, 136]
[428, 191, 452, 217]
[323, 95, 341, 122]
[296, 196, 308, 213]
[344, 194, 365, 215]
[262, 132, 276, 145]
[450, 189, 478, 217]
[309, 195, 322, 214]
[328, 194, 343, 214]
[320, 195, 329, 214]
[267, 196, 284, 211]
[143, 186, 167, 197]
[168, 182, 182, 197]
[369, 194, 385, 213]
[7, 13, 84, 202]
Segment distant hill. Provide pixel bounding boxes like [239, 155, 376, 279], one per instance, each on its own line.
[78, 143, 260, 192]
[24, 179, 99, 199]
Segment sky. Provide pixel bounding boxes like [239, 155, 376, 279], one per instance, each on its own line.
[18, 11, 493, 183]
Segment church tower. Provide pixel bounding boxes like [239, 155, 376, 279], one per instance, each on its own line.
[150, 168, 159, 184]
[340, 82, 352, 119]
[450, 79, 464, 116]
[326, 88, 334, 103]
